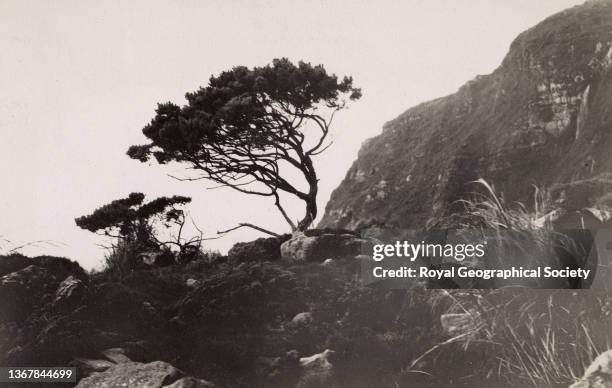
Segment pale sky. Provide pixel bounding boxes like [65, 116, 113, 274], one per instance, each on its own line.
[1, 0, 584, 270]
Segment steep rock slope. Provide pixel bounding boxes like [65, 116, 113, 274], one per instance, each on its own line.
[321, 0, 612, 235]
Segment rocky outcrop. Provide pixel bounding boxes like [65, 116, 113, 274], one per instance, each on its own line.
[570, 349, 612, 388]
[280, 229, 370, 262]
[72, 347, 215, 387]
[0, 254, 88, 321]
[227, 235, 290, 263]
[0, 265, 58, 322]
[2, 250, 535, 387]
[75, 360, 214, 388]
[0, 254, 35, 277]
[320, 0, 612, 238]
[0, 254, 86, 279]
[54, 275, 87, 312]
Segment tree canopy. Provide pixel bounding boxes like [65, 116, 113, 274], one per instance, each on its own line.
[75, 193, 192, 249]
[128, 58, 361, 232]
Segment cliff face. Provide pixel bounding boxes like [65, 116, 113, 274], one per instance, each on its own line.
[320, 0, 612, 236]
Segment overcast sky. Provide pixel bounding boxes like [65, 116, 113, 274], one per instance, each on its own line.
[1, 0, 584, 270]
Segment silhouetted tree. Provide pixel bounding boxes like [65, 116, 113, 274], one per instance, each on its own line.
[75, 193, 194, 250]
[128, 58, 361, 232]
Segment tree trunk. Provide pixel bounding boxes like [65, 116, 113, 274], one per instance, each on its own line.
[297, 176, 318, 231]
[297, 197, 317, 231]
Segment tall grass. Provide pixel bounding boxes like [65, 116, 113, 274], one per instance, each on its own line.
[432, 289, 612, 387]
[416, 179, 611, 387]
[101, 240, 141, 280]
[454, 178, 551, 230]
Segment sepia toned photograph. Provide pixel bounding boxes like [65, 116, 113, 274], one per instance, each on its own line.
[3, 0, 612, 387]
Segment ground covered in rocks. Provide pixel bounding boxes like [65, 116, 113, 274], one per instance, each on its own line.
[2, 231, 612, 388]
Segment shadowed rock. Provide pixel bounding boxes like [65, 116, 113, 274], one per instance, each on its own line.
[228, 235, 290, 264]
[54, 275, 87, 312]
[570, 349, 612, 388]
[0, 265, 57, 322]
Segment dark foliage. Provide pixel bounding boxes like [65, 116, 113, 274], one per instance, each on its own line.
[128, 58, 361, 231]
[75, 193, 191, 249]
[0, 253, 86, 280]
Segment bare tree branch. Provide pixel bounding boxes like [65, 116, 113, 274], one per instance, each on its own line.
[274, 192, 297, 231]
[217, 223, 280, 237]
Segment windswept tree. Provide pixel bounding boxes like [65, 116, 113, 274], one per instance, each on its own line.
[75, 193, 198, 251]
[128, 58, 361, 233]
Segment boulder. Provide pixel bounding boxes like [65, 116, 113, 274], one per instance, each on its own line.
[228, 235, 290, 263]
[54, 275, 87, 312]
[570, 350, 612, 388]
[297, 349, 335, 388]
[185, 278, 199, 288]
[280, 230, 368, 263]
[75, 361, 185, 388]
[291, 312, 313, 326]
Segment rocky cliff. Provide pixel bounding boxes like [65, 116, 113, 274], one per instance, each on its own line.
[320, 0, 612, 236]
